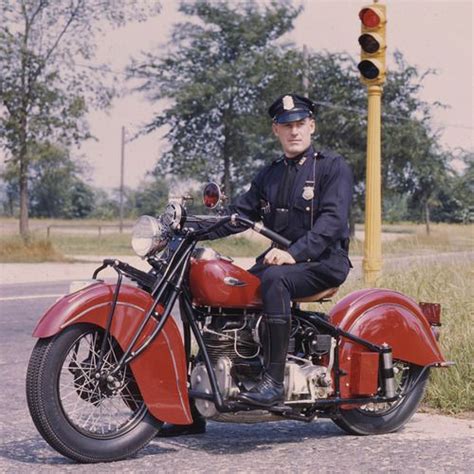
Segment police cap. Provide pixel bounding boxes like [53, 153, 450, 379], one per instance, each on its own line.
[268, 94, 315, 124]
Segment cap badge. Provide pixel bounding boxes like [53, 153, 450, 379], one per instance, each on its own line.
[282, 95, 295, 111]
[302, 186, 314, 200]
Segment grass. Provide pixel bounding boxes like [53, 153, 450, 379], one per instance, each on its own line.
[350, 223, 473, 256]
[1, 218, 472, 260]
[0, 236, 67, 263]
[314, 259, 474, 415]
[50, 233, 134, 256]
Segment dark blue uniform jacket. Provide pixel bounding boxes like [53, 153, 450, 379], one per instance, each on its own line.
[207, 145, 353, 264]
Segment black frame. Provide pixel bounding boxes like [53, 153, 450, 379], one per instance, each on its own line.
[92, 221, 435, 421]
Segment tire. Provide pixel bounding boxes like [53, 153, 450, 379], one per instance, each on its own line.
[333, 362, 429, 435]
[26, 323, 162, 463]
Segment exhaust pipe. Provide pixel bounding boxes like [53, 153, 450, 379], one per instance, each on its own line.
[381, 343, 396, 398]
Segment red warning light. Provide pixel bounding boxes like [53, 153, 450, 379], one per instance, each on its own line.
[359, 8, 381, 28]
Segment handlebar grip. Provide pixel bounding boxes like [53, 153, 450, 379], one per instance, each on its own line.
[255, 225, 292, 249]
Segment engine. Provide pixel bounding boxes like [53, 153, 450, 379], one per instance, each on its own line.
[191, 312, 335, 420]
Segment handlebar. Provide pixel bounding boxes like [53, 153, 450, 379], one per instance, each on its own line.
[187, 214, 292, 250]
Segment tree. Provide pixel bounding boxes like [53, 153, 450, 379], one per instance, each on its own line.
[128, 0, 302, 197]
[304, 50, 453, 233]
[129, 0, 453, 230]
[2, 142, 96, 218]
[132, 178, 170, 217]
[0, 0, 161, 238]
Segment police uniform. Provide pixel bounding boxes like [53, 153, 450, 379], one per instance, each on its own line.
[205, 94, 354, 408]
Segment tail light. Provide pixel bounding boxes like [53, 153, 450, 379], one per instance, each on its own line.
[419, 302, 441, 326]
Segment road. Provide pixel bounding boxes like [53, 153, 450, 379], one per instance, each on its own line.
[0, 281, 473, 472]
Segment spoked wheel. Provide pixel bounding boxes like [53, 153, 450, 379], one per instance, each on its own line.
[26, 324, 162, 463]
[333, 361, 430, 435]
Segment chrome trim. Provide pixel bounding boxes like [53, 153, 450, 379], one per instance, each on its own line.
[223, 276, 247, 287]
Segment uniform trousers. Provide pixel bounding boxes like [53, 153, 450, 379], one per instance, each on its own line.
[249, 250, 350, 320]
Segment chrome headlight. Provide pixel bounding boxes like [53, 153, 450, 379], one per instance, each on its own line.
[162, 202, 186, 230]
[131, 215, 169, 258]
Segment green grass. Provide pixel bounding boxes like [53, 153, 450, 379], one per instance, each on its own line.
[314, 259, 474, 415]
[50, 233, 134, 256]
[206, 235, 269, 258]
[0, 236, 67, 262]
[350, 223, 473, 256]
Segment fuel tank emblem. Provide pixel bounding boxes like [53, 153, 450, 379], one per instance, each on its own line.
[223, 276, 247, 287]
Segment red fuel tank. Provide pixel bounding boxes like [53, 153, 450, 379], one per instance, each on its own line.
[189, 258, 262, 308]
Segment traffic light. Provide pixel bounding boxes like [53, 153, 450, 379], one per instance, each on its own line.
[358, 4, 387, 85]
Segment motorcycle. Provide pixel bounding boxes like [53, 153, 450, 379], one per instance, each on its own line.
[26, 183, 450, 463]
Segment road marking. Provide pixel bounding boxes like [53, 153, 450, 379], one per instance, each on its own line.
[0, 294, 64, 302]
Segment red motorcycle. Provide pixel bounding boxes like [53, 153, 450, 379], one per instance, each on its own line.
[27, 184, 449, 463]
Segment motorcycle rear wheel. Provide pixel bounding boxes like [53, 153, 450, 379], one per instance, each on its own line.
[333, 362, 429, 435]
[26, 323, 162, 463]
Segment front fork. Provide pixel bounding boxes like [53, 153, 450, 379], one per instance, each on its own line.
[93, 238, 196, 378]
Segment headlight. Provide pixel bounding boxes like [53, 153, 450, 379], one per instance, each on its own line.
[131, 215, 169, 258]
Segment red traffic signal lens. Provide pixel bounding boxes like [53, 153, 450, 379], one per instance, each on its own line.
[359, 34, 380, 53]
[358, 60, 380, 80]
[359, 8, 381, 28]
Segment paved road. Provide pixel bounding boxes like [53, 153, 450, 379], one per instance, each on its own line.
[0, 282, 473, 472]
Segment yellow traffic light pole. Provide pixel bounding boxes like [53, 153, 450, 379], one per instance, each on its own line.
[358, 2, 387, 284]
[363, 84, 383, 284]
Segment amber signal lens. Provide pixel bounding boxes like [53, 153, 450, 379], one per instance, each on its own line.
[359, 34, 380, 53]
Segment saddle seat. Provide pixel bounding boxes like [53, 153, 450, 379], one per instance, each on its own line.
[292, 287, 339, 303]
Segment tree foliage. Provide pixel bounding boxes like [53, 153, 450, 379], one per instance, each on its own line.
[0, 0, 161, 236]
[128, 0, 302, 197]
[1, 142, 95, 218]
[129, 0, 468, 232]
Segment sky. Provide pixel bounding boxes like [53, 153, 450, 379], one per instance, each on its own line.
[56, 0, 474, 189]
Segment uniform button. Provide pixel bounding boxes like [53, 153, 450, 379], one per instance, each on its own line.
[307, 258, 311, 262]
[305, 206, 310, 211]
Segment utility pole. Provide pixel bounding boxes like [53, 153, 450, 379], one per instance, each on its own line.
[357, 1, 387, 284]
[302, 44, 309, 97]
[119, 126, 125, 233]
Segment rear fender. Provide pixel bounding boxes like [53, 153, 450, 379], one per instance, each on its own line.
[33, 281, 192, 425]
[329, 289, 445, 399]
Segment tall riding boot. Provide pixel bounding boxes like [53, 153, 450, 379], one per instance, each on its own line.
[237, 316, 290, 407]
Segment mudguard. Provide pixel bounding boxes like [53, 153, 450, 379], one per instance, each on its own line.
[32, 281, 192, 425]
[329, 288, 445, 399]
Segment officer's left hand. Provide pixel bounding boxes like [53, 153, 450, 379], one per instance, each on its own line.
[264, 248, 296, 266]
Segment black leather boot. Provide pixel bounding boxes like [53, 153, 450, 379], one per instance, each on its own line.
[156, 401, 206, 437]
[237, 316, 290, 408]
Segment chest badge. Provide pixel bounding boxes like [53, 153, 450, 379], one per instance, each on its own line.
[302, 186, 314, 200]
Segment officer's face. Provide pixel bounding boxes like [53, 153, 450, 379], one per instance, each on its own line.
[272, 118, 316, 158]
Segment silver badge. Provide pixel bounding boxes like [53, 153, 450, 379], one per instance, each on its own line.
[302, 186, 314, 200]
[282, 95, 295, 110]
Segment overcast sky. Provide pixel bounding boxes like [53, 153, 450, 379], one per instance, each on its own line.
[69, 0, 474, 189]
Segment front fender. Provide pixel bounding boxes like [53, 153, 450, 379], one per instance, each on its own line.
[33, 281, 192, 425]
[329, 288, 445, 399]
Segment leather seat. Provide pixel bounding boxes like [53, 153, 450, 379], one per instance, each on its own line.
[292, 287, 339, 303]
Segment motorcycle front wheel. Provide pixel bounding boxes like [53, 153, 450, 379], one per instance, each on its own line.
[26, 323, 162, 463]
[333, 361, 429, 435]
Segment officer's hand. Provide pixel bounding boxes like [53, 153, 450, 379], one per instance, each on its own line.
[264, 248, 296, 266]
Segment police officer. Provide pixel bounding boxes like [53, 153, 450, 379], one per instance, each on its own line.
[159, 93, 353, 436]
